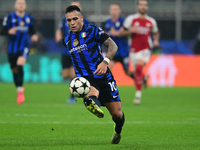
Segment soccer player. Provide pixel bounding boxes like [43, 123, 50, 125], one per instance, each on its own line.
[104, 3, 134, 80]
[63, 5, 125, 144]
[0, 0, 38, 104]
[55, 0, 90, 103]
[111, 0, 159, 104]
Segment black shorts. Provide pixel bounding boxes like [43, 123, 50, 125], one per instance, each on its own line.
[113, 55, 129, 70]
[61, 54, 73, 69]
[8, 52, 22, 68]
[84, 69, 121, 106]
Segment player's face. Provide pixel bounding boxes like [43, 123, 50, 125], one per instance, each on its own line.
[66, 11, 83, 33]
[137, 0, 148, 15]
[109, 4, 121, 18]
[15, 0, 27, 13]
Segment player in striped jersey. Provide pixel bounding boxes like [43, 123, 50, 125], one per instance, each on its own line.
[0, 0, 38, 104]
[104, 3, 134, 80]
[63, 5, 125, 144]
[55, 0, 90, 103]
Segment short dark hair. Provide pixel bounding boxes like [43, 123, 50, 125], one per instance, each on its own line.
[65, 5, 81, 14]
[137, 0, 148, 5]
[110, 2, 120, 7]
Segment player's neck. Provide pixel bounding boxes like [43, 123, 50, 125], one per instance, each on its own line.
[16, 11, 25, 17]
[138, 13, 146, 19]
[111, 15, 120, 22]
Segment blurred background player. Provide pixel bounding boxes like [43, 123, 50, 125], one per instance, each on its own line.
[112, 0, 159, 104]
[104, 3, 134, 80]
[0, 0, 38, 104]
[55, 0, 90, 103]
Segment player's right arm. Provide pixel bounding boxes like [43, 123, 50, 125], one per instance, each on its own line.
[55, 17, 65, 42]
[55, 29, 63, 42]
[110, 15, 135, 37]
[0, 14, 16, 35]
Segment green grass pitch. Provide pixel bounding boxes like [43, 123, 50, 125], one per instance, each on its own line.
[0, 83, 200, 150]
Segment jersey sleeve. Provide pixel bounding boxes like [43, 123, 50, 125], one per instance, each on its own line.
[123, 15, 133, 30]
[0, 14, 11, 35]
[151, 18, 158, 33]
[93, 24, 109, 43]
[29, 15, 37, 35]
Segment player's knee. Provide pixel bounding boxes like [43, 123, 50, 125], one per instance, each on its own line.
[136, 64, 143, 74]
[11, 66, 18, 73]
[111, 110, 123, 120]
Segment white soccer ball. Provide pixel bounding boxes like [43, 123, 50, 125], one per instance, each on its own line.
[70, 77, 91, 97]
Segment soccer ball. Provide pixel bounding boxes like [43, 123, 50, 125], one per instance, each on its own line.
[70, 77, 90, 97]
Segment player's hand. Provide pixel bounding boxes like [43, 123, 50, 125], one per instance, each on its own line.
[130, 26, 137, 33]
[94, 62, 107, 76]
[153, 40, 159, 47]
[8, 27, 16, 35]
[110, 27, 119, 37]
[31, 34, 38, 42]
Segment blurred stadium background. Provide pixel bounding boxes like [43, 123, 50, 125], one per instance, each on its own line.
[0, 0, 200, 86]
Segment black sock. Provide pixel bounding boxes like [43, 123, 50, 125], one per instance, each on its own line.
[88, 95, 101, 107]
[112, 112, 125, 134]
[17, 65, 24, 87]
[130, 73, 135, 79]
[13, 73, 18, 87]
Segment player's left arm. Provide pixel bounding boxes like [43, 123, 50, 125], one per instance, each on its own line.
[153, 32, 160, 47]
[29, 15, 38, 42]
[94, 37, 118, 76]
[152, 19, 160, 47]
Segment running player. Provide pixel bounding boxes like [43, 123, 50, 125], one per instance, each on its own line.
[55, 0, 90, 103]
[0, 0, 38, 104]
[112, 0, 159, 105]
[63, 5, 125, 144]
[104, 3, 134, 80]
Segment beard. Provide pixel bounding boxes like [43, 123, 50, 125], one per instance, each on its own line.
[138, 9, 147, 15]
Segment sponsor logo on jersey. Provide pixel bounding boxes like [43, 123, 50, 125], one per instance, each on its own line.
[136, 27, 150, 35]
[16, 26, 28, 32]
[69, 44, 87, 54]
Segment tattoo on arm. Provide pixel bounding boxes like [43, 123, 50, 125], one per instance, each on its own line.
[103, 37, 118, 60]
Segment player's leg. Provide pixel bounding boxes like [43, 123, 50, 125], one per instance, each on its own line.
[84, 86, 104, 118]
[16, 55, 27, 104]
[130, 50, 151, 104]
[121, 56, 135, 80]
[8, 54, 18, 88]
[105, 102, 125, 144]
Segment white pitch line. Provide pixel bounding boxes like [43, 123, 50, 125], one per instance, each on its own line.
[0, 121, 199, 125]
[1, 113, 57, 117]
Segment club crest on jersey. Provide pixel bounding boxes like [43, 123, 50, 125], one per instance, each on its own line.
[26, 17, 30, 23]
[73, 39, 79, 46]
[81, 32, 86, 38]
[115, 21, 120, 28]
[20, 21, 25, 26]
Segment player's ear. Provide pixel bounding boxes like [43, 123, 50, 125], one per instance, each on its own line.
[81, 15, 83, 22]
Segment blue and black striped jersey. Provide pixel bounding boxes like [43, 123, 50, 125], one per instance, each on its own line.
[59, 16, 90, 55]
[104, 17, 129, 57]
[63, 24, 109, 79]
[1, 12, 36, 54]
